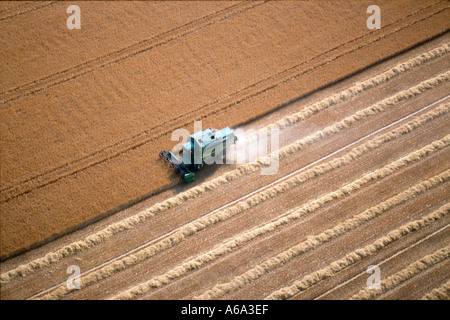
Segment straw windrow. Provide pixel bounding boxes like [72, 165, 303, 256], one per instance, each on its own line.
[110, 156, 449, 300]
[265, 204, 449, 300]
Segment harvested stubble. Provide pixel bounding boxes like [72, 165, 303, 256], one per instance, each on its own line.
[264, 202, 450, 300]
[420, 279, 450, 300]
[350, 245, 450, 300]
[195, 172, 450, 300]
[110, 148, 450, 300]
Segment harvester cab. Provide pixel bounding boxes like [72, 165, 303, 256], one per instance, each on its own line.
[160, 127, 238, 183]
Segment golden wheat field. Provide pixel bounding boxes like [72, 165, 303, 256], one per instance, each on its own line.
[1, 0, 449, 304]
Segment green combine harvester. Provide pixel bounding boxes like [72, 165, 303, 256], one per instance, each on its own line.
[160, 127, 238, 183]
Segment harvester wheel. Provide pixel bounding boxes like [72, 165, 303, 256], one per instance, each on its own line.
[193, 163, 204, 171]
[182, 172, 196, 183]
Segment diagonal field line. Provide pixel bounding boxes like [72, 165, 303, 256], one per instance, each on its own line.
[264, 204, 450, 300]
[2, 0, 443, 103]
[195, 184, 450, 300]
[1, 40, 448, 202]
[350, 245, 449, 300]
[315, 223, 449, 300]
[0, 1, 264, 102]
[1, 3, 447, 204]
[0, 1, 57, 21]
[420, 278, 450, 300]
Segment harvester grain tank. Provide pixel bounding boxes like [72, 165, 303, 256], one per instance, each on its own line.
[159, 127, 237, 182]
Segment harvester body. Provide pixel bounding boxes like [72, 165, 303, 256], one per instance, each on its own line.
[160, 127, 237, 183]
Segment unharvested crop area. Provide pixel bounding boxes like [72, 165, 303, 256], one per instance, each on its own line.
[1, 1, 449, 300]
